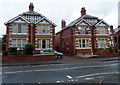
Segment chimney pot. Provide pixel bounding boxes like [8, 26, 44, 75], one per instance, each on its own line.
[61, 20, 66, 29]
[29, 3, 34, 11]
[110, 25, 113, 32]
[81, 7, 86, 16]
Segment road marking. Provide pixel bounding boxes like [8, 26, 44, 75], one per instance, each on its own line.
[5, 71, 23, 74]
[56, 81, 60, 83]
[66, 75, 73, 79]
[84, 78, 95, 80]
[76, 72, 118, 79]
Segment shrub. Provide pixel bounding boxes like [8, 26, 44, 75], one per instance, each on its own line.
[3, 51, 8, 55]
[24, 43, 35, 55]
[8, 47, 17, 55]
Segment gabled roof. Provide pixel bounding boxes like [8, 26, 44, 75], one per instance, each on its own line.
[4, 15, 30, 25]
[114, 28, 120, 34]
[95, 19, 109, 27]
[5, 10, 56, 27]
[35, 17, 57, 26]
[56, 14, 109, 34]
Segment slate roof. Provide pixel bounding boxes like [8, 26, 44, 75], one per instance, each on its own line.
[5, 10, 56, 27]
[57, 14, 109, 34]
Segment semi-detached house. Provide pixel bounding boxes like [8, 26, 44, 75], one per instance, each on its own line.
[5, 3, 56, 52]
[55, 7, 110, 55]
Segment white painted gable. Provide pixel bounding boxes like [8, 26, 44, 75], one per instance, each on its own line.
[97, 22, 107, 26]
[13, 19, 26, 23]
[38, 20, 50, 24]
[78, 21, 88, 25]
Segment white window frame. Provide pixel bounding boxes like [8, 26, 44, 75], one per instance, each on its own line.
[12, 24, 27, 34]
[38, 39, 50, 49]
[37, 25, 50, 35]
[78, 39, 90, 48]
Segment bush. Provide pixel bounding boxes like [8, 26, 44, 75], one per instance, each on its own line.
[3, 51, 8, 55]
[24, 43, 35, 55]
[8, 47, 17, 55]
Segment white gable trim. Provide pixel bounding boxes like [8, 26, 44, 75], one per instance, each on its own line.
[35, 17, 56, 27]
[5, 16, 29, 25]
[76, 19, 92, 26]
[95, 19, 109, 27]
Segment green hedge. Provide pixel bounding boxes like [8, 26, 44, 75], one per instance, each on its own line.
[24, 43, 35, 55]
[8, 47, 17, 55]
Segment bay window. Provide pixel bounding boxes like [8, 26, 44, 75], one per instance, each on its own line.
[12, 39, 26, 48]
[38, 39, 50, 49]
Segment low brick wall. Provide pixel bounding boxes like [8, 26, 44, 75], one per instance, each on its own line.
[2, 54, 55, 62]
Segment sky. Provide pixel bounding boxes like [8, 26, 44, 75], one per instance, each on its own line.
[0, 0, 119, 38]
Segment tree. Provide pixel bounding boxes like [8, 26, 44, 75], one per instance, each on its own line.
[24, 43, 35, 55]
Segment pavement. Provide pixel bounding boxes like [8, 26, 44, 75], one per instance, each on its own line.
[1, 55, 120, 67]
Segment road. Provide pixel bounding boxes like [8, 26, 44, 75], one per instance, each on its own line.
[1, 59, 120, 84]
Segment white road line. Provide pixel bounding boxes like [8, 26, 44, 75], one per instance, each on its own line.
[56, 81, 60, 83]
[66, 75, 73, 79]
[5, 71, 23, 74]
[76, 72, 118, 79]
[3, 63, 118, 74]
[0, 73, 2, 74]
[84, 78, 95, 80]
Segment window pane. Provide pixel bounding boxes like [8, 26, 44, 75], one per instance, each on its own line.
[22, 39, 26, 47]
[38, 25, 41, 34]
[46, 39, 50, 48]
[42, 39, 46, 48]
[18, 24, 22, 33]
[22, 24, 26, 33]
[12, 24, 16, 33]
[79, 40, 81, 48]
[82, 39, 85, 47]
[38, 39, 41, 49]
[12, 39, 16, 47]
[47, 26, 50, 34]
[18, 39, 21, 48]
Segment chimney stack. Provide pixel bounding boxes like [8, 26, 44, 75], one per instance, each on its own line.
[81, 7, 86, 16]
[29, 3, 34, 11]
[61, 20, 66, 29]
[110, 25, 113, 32]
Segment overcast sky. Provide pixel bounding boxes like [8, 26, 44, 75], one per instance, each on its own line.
[0, 0, 119, 38]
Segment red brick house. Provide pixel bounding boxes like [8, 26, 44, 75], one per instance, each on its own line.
[55, 7, 110, 55]
[5, 3, 56, 52]
[109, 25, 120, 47]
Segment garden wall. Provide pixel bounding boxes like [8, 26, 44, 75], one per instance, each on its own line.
[2, 54, 55, 62]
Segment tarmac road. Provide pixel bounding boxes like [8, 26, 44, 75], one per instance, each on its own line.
[2, 59, 119, 84]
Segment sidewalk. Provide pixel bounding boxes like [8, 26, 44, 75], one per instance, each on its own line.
[1, 55, 119, 67]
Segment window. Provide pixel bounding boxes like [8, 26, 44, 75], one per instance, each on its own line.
[38, 39, 50, 49]
[12, 24, 26, 33]
[78, 39, 90, 48]
[37, 25, 50, 34]
[12, 39, 26, 48]
[38, 39, 42, 49]
[78, 26, 88, 34]
[97, 27, 107, 34]
[98, 39, 108, 48]
[12, 39, 16, 47]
